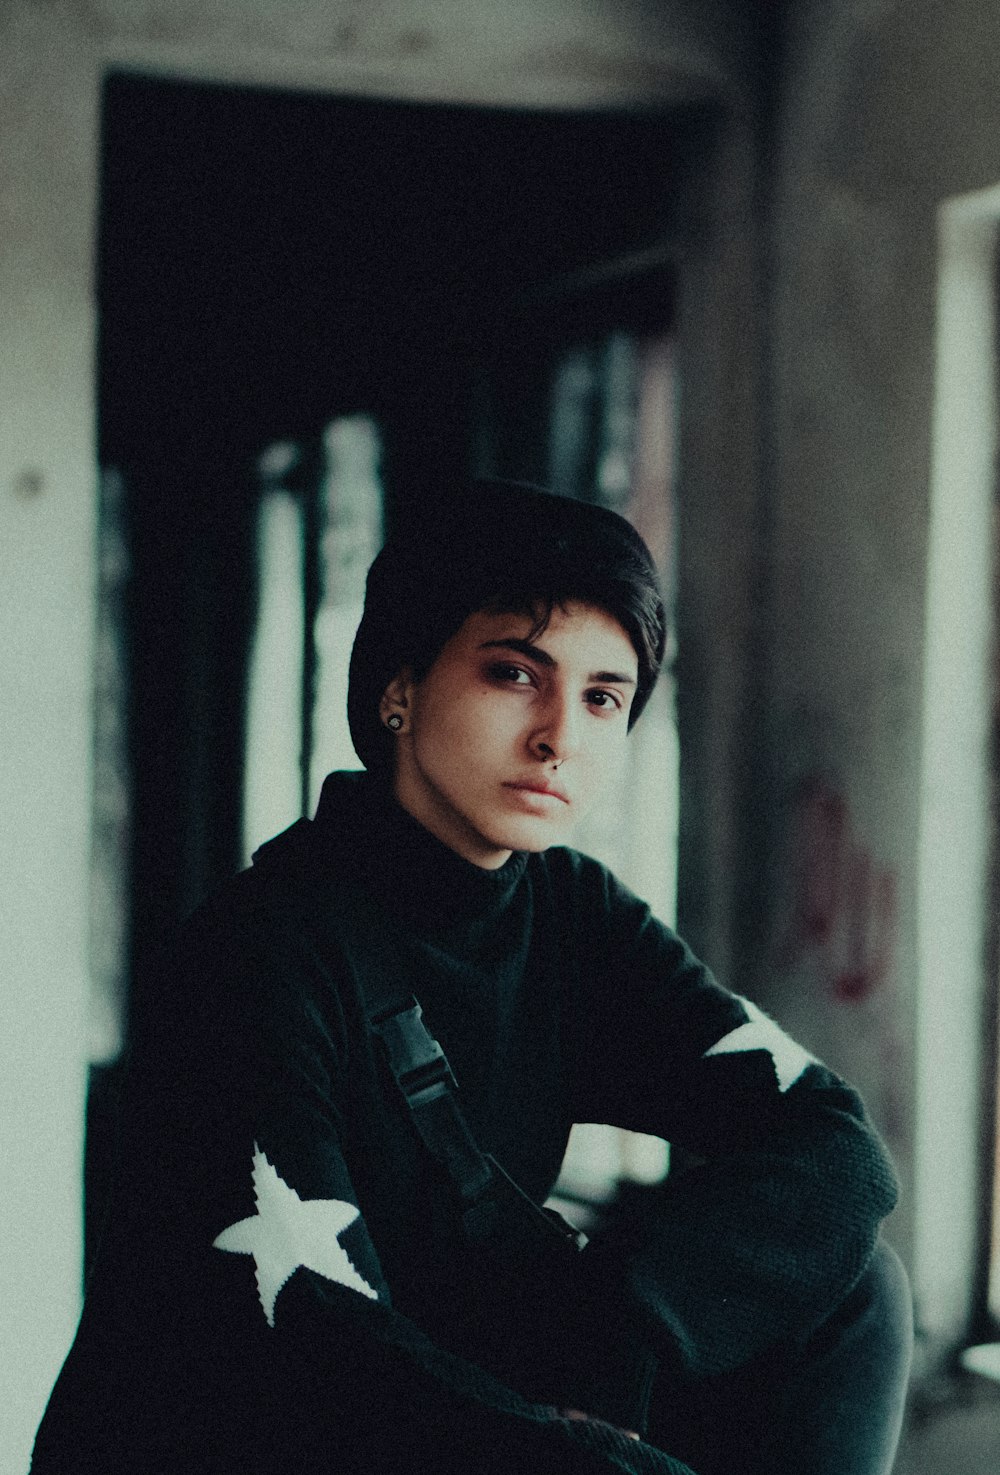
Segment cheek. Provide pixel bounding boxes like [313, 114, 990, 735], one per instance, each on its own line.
[580, 729, 629, 788]
[413, 688, 499, 768]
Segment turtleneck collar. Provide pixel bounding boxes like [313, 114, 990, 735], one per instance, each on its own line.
[313, 770, 529, 935]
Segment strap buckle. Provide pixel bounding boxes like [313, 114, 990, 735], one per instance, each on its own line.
[372, 998, 458, 1107]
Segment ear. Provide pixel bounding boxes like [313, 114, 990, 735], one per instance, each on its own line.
[378, 668, 414, 729]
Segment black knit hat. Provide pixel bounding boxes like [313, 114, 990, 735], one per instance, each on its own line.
[347, 479, 666, 772]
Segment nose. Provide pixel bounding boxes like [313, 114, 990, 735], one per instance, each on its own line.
[529, 690, 579, 765]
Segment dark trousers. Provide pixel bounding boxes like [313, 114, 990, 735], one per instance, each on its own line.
[645, 1240, 913, 1475]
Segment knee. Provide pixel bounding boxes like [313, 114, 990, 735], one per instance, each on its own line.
[851, 1239, 914, 1375]
[868, 1241, 912, 1331]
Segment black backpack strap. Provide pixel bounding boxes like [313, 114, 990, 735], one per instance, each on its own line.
[370, 993, 587, 1255]
[251, 817, 587, 1261]
[370, 996, 494, 1206]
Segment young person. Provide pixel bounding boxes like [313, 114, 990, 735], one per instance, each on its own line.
[33, 480, 912, 1475]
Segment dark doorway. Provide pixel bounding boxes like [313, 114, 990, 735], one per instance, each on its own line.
[98, 71, 685, 960]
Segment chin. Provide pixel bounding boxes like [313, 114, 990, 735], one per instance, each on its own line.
[485, 816, 570, 854]
[508, 833, 555, 854]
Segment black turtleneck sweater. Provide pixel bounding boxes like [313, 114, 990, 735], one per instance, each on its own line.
[32, 771, 898, 1475]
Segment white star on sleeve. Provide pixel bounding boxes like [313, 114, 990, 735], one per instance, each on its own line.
[213, 1145, 378, 1326]
[704, 999, 816, 1093]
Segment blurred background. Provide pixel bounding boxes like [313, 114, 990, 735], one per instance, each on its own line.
[4, 1, 1000, 1470]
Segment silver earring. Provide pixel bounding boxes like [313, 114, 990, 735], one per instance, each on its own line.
[386, 713, 403, 732]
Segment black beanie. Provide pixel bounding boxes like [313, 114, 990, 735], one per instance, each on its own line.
[347, 479, 665, 772]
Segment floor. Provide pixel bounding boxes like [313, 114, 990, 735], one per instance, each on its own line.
[894, 1373, 1000, 1474]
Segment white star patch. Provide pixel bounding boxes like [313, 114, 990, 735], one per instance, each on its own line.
[213, 1145, 377, 1325]
[704, 999, 816, 1093]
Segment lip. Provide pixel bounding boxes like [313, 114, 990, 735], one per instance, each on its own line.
[503, 780, 570, 805]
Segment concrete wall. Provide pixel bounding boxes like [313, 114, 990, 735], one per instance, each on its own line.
[0, 2, 757, 1469]
[763, 0, 1000, 1354]
[673, 101, 768, 989]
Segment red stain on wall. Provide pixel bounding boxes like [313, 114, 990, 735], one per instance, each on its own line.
[778, 776, 898, 1004]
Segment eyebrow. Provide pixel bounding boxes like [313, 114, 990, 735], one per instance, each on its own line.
[478, 637, 637, 687]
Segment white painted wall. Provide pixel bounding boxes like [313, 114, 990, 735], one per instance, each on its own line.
[0, 3, 743, 1469]
[0, 20, 101, 1470]
[915, 189, 998, 1346]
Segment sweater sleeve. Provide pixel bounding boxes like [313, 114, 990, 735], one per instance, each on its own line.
[554, 852, 900, 1381]
[48, 880, 694, 1475]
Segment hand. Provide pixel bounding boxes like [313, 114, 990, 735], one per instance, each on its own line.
[560, 1408, 641, 1441]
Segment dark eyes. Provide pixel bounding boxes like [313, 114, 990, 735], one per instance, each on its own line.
[586, 689, 626, 716]
[487, 662, 532, 685]
[485, 663, 623, 713]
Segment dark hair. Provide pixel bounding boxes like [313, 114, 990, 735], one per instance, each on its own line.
[347, 479, 667, 772]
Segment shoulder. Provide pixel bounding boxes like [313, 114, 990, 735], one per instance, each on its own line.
[170, 859, 307, 969]
[215, 812, 363, 939]
[529, 848, 719, 1018]
[529, 844, 671, 953]
[138, 827, 361, 1042]
[531, 843, 651, 911]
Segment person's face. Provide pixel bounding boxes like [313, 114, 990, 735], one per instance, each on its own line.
[381, 601, 639, 868]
